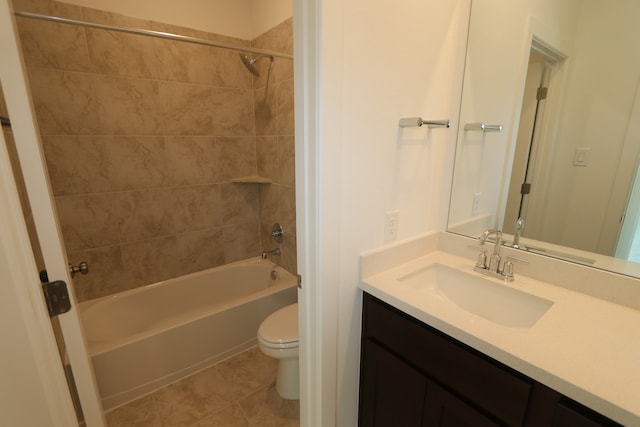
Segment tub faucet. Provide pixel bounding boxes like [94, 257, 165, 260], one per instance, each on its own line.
[261, 247, 281, 260]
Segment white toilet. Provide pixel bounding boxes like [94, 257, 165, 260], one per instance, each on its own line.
[257, 303, 299, 399]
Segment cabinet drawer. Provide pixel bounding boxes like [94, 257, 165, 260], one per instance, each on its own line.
[363, 294, 532, 426]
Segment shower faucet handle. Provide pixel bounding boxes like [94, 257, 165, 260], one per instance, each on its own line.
[271, 223, 285, 242]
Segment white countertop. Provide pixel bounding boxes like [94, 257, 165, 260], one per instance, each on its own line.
[360, 243, 640, 426]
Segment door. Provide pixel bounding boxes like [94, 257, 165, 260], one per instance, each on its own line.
[504, 50, 552, 235]
[0, 1, 106, 425]
[359, 340, 429, 426]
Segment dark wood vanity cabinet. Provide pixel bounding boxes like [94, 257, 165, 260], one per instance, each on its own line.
[358, 293, 621, 427]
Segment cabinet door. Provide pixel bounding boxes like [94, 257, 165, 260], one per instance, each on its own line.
[359, 340, 429, 427]
[552, 401, 622, 427]
[424, 382, 501, 427]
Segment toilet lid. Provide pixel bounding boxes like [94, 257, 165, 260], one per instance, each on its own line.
[258, 303, 298, 345]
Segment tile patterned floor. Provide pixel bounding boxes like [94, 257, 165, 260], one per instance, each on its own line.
[105, 347, 300, 427]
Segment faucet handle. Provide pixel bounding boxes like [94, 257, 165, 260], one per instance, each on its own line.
[475, 250, 487, 269]
[501, 256, 529, 280]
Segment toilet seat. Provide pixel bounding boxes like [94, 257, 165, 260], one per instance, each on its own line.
[258, 303, 299, 349]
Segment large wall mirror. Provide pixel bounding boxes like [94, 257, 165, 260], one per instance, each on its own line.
[448, 0, 640, 278]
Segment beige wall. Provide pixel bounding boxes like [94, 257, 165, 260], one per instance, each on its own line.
[14, 0, 295, 302]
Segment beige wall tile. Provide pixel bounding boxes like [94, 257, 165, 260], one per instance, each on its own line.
[221, 183, 259, 224]
[116, 189, 175, 243]
[27, 67, 101, 134]
[55, 193, 120, 252]
[164, 136, 219, 185]
[171, 185, 222, 233]
[69, 245, 135, 302]
[160, 82, 213, 135]
[258, 185, 280, 225]
[280, 185, 297, 236]
[223, 221, 260, 263]
[217, 137, 257, 180]
[278, 135, 295, 186]
[154, 38, 210, 84]
[43, 135, 111, 195]
[16, 18, 92, 71]
[254, 86, 277, 136]
[256, 136, 278, 181]
[107, 136, 169, 190]
[177, 228, 225, 275]
[277, 79, 295, 136]
[121, 236, 181, 286]
[279, 230, 298, 275]
[212, 87, 254, 137]
[275, 58, 294, 84]
[85, 28, 157, 79]
[94, 74, 162, 135]
[16, 3, 296, 300]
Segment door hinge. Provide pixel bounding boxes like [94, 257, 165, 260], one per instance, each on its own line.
[536, 87, 548, 100]
[42, 280, 72, 317]
[520, 183, 532, 195]
[296, 274, 302, 289]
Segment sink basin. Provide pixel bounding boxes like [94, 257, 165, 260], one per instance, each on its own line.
[397, 263, 553, 328]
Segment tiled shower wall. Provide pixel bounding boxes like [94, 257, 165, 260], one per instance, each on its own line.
[14, 0, 296, 302]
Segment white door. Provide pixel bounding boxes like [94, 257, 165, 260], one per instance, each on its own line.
[0, 1, 106, 425]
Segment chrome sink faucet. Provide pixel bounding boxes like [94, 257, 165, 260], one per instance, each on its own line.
[474, 229, 517, 282]
[479, 229, 503, 272]
[512, 217, 525, 249]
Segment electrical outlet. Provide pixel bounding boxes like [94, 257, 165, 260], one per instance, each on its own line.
[384, 210, 400, 242]
[472, 192, 481, 216]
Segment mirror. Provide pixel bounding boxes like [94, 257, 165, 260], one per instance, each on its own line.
[448, 0, 640, 278]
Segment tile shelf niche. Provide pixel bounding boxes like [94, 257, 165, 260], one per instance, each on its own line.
[231, 176, 273, 184]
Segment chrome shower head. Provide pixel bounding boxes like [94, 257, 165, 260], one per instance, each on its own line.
[239, 53, 274, 77]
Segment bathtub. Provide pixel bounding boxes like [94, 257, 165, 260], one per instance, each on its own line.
[79, 258, 298, 410]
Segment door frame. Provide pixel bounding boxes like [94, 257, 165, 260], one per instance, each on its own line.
[0, 0, 105, 424]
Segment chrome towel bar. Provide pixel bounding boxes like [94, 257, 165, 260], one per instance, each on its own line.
[464, 122, 503, 132]
[398, 117, 450, 128]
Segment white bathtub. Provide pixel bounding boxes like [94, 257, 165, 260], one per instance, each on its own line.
[79, 258, 298, 410]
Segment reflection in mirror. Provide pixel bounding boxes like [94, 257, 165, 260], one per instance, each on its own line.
[448, 0, 640, 278]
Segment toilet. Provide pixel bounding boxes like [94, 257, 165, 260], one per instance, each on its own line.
[257, 303, 299, 399]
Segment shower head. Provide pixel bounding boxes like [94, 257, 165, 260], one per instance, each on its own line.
[239, 53, 274, 77]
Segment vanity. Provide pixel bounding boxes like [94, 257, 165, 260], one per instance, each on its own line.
[358, 232, 640, 426]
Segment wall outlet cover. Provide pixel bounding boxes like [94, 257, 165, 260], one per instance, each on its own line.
[384, 210, 400, 242]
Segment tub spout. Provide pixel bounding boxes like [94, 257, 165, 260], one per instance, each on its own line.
[261, 248, 281, 260]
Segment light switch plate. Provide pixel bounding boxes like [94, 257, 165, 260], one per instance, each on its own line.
[573, 148, 591, 166]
